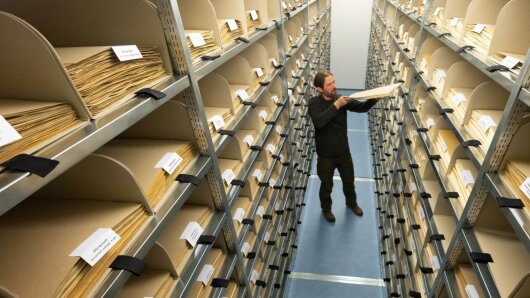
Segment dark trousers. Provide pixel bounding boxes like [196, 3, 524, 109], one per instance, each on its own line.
[316, 153, 357, 212]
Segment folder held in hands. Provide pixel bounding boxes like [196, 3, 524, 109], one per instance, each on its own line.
[348, 83, 402, 100]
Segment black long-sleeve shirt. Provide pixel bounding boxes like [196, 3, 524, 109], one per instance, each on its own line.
[308, 93, 378, 158]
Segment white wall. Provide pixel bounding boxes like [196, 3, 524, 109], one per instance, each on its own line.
[330, 0, 373, 89]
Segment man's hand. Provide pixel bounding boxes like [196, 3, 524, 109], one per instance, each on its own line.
[333, 96, 351, 109]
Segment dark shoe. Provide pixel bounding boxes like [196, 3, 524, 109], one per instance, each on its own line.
[348, 204, 364, 216]
[323, 211, 336, 222]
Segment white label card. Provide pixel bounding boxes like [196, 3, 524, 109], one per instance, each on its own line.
[236, 90, 250, 101]
[259, 110, 268, 120]
[439, 138, 448, 152]
[255, 68, 264, 78]
[465, 285, 480, 298]
[271, 58, 279, 67]
[452, 92, 466, 106]
[250, 270, 259, 284]
[70, 228, 120, 266]
[430, 255, 440, 270]
[296, 59, 301, 68]
[197, 264, 214, 286]
[279, 153, 284, 162]
[275, 125, 283, 135]
[478, 115, 496, 132]
[288, 35, 293, 42]
[188, 32, 206, 47]
[155, 152, 183, 175]
[269, 178, 276, 188]
[0, 115, 22, 148]
[282, 2, 288, 9]
[518, 178, 530, 199]
[253, 169, 263, 181]
[264, 231, 271, 242]
[450, 18, 459, 27]
[241, 242, 251, 256]
[278, 223, 283, 235]
[257, 206, 266, 217]
[209, 115, 225, 131]
[112, 45, 143, 62]
[472, 24, 485, 33]
[266, 144, 276, 154]
[291, 70, 298, 77]
[500, 55, 520, 69]
[250, 10, 259, 21]
[410, 182, 418, 192]
[272, 95, 279, 103]
[243, 135, 255, 146]
[434, 70, 446, 83]
[433, 7, 441, 16]
[426, 118, 435, 128]
[179, 221, 204, 247]
[301, 54, 306, 60]
[459, 169, 475, 187]
[227, 19, 238, 31]
[386, 227, 392, 236]
[411, 130, 419, 138]
[234, 208, 246, 223]
[222, 169, 236, 185]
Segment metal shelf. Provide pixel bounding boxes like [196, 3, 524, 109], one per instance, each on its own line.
[0, 75, 190, 216]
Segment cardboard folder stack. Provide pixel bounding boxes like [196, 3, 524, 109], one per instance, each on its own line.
[447, 88, 473, 125]
[157, 205, 214, 275]
[205, 107, 234, 138]
[468, 110, 502, 154]
[464, 24, 495, 58]
[185, 30, 219, 62]
[0, 197, 148, 297]
[94, 139, 198, 208]
[0, 100, 82, 164]
[434, 130, 459, 175]
[500, 160, 530, 214]
[454, 264, 486, 298]
[246, 10, 262, 32]
[58, 46, 168, 116]
[490, 52, 525, 76]
[448, 159, 478, 208]
[230, 85, 252, 112]
[187, 248, 226, 297]
[217, 19, 243, 46]
[444, 17, 464, 40]
[117, 269, 175, 298]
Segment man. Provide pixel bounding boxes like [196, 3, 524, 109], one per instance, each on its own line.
[308, 70, 379, 222]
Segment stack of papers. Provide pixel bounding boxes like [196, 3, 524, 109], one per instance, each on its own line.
[0, 197, 148, 297]
[185, 30, 219, 63]
[431, 7, 445, 27]
[117, 270, 175, 298]
[0, 100, 82, 164]
[443, 17, 464, 40]
[224, 279, 239, 298]
[157, 205, 214, 275]
[205, 107, 233, 139]
[448, 159, 478, 208]
[434, 130, 459, 176]
[348, 83, 402, 100]
[490, 52, 525, 75]
[94, 139, 198, 208]
[464, 24, 495, 58]
[446, 88, 473, 125]
[500, 160, 530, 215]
[187, 248, 226, 297]
[58, 46, 168, 116]
[468, 110, 502, 156]
[246, 10, 262, 32]
[217, 19, 243, 46]
[231, 196, 252, 236]
[454, 264, 485, 298]
[218, 158, 243, 190]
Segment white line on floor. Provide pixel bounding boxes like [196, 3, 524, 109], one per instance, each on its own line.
[289, 272, 386, 287]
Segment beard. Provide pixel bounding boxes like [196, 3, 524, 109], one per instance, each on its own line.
[322, 88, 336, 98]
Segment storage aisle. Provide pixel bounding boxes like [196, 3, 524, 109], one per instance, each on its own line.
[285, 97, 386, 298]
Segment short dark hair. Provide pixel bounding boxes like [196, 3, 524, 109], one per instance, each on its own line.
[313, 70, 333, 89]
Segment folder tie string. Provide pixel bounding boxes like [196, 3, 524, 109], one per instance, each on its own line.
[456, 45, 475, 54]
[1, 154, 59, 177]
[201, 55, 220, 61]
[134, 88, 166, 100]
[109, 256, 146, 276]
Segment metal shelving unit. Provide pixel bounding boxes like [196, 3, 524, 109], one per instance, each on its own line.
[0, 0, 331, 297]
[368, 1, 530, 297]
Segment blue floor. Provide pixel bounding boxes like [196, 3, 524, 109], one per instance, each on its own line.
[286, 109, 385, 297]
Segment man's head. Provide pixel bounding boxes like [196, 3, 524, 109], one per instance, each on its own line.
[313, 70, 336, 99]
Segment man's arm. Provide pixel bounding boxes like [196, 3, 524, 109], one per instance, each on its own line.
[307, 97, 338, 128]
[346, 98, 379, 113]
